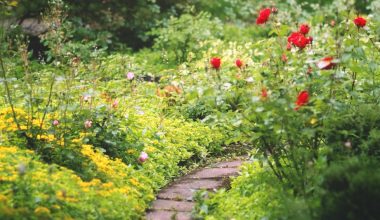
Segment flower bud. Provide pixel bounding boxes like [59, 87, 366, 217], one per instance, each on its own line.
[126, 72, 135, 80]
[112, 100, 119, 108]
[84, 120, 92, 129]
[53, 120, 59, 126]
[138, 151, 148, 163]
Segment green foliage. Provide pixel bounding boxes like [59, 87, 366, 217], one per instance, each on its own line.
[194, 161, 312, 220]
[324, 104, 380, 159]
[1, 0, 380, 219]
[151, 12, 223, 63]
[317, 158, 380, 220]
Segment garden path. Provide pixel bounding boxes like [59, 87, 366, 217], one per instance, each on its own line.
[146, 159, 245, 220]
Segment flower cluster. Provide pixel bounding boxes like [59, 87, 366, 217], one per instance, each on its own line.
[287, 23, 313, 50]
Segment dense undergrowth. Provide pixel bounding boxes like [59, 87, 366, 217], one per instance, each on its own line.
[1, 0, 380, 219]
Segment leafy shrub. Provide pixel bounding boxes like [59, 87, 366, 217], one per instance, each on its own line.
[324, 104, 380, 159]
[0, 146, 153, 219]
[151, 12, 223, 63]
[194, 161, 311, 220]
[317, 158, 380, 220]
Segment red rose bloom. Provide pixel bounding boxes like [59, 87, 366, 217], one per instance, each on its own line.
[317, 57, 337, 70]
[235, 59, 243, 68]
[288, 32, 311, 49]
[295, 91, 309, 110]
[210, 57, 221, 69]
[256, 8, 271, 25]
[308, 36, 313, 44]
[299, 24, 310, 35]
[261, 88, 268, 99]
[354, 17, 366, 28]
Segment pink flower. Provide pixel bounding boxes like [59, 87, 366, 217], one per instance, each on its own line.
[52, 120, 59, 126]
[126, 72, 135, 80]
[271, 7, 278, 14]
[84, 120, 92, 129]
[138, 151, 148, 163]
[112, 100, 119, 108]
[281, 54, 288, 63]
[286, 42, 292, 51]
[83, 95, 91, 102]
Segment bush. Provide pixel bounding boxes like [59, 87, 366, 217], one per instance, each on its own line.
[324, 104, 380, 159]
[194, 161, 311, 220]
[318, 158, 380, 220]
[151, 12, 223, 63]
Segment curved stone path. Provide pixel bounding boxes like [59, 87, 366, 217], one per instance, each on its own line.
[146, 159, 245, 220]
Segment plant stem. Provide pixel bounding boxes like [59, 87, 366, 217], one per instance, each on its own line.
[0, 54, 21, 130]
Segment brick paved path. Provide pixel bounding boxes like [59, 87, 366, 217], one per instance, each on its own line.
[146, 160, 245, 220]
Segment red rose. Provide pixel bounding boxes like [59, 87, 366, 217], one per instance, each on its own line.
[308, 36, 313, 44]
[210, 57, 221, 69]
[354, 17, 366, 28]
[261, 88, 268, 99]
[317, 57, 337, 70]
[295, 91, 309, 110]
[256, 8, 271, 25]
[235, 59, 243, 68]
[299, 24, 310, 35]
[288, 32, 311, 49]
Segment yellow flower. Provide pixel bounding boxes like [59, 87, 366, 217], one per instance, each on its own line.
[130, 178, 140, 187]
[71, 138, 81, 143]
[145, 146, 156, 153]
[127, 149, 136, 154]
[0, 194, 8, 203]
[51, 205, 61, 210]
[102, 182, 114, 188]
[310, 118, 318, 125]
[34, 206, 50, 216]
[56, 190, 78, 203]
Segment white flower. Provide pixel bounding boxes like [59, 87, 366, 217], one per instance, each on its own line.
[245, 77, 254, 83]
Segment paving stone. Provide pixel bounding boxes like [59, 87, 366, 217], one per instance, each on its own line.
[171, 179, 224, 190]
[146, 210, 192, 220]
[146, 160, 246, 219]
[211, 160, 245, 168]
[185, 168, 239, 179]
[157, 188, 196, 201]
[150, 199, 194, 212]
